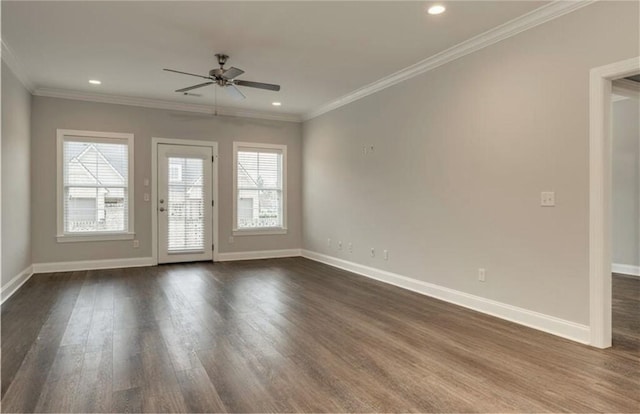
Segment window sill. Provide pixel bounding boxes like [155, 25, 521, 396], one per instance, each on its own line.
[233, 228, 288, 236]
[56, 232, 135, 243]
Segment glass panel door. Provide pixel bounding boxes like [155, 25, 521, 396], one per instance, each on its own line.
[158, 144, 212, 263]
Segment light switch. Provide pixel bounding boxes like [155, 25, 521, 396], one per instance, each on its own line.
[541, 191, 555, 207]
[144, 193, 150, 202]
[144, 178, 150, 187]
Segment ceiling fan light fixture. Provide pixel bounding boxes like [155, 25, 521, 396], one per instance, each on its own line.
[164, 53, 281, 99]
[427, 4, 446, 15]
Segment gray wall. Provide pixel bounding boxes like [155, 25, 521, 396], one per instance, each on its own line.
[31, 97, 302, 263]
[302, 1, 639, 325]
[1, 61, 32, 285]
[613, 98, 640, 268]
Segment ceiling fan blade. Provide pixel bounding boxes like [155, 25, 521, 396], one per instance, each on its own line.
[175, 82, 214, 93]
[164, 68, 211, 80]
[222, 67, 245, 80]
[225, 84, 246, 100]
[234, 80, 281, 92]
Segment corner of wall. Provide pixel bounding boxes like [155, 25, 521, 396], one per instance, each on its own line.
[1, 58, 34, 301]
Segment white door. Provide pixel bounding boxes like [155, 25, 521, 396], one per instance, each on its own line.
[158, 144, 213, 264]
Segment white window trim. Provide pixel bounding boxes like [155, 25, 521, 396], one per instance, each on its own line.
[233, 141, 287, 236]
[56, 129, 135, 242]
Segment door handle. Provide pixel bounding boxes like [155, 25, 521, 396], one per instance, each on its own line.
[159, 207, 165, 212]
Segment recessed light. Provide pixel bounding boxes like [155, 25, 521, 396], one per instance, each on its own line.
[427, 5, 446, 15]
[89, 79, 102, 85]
[272, 102, 282, 106]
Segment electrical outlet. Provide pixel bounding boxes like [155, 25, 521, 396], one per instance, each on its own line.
[348, 242, 353, 253]
[133, 239, 140, 248]
[478, 268, 486, 282]
[541, 191, 555, 207]
[384, 250, 389, 260]
[338, 241, 343, 250]
[228, 236, 234, 244]
[370, 248, 375, 257]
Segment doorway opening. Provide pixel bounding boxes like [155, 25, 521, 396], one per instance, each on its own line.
[589, 57, 640, 348]
[611, 76, 640, 350]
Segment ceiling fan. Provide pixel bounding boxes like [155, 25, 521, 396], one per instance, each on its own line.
[164, 53, 280, 100]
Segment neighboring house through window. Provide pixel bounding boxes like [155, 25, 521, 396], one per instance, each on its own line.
[56, 129, 134, 242]
[233, 142, 287, 235]
[169, 163, 183, 183]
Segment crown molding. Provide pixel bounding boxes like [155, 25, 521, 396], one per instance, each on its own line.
[303, 0, 597, 121]
[4, 0, 595, 123]
[3, 37, 300, 122]
[1, 39, 35, 92]
[33, 87, 301, 123]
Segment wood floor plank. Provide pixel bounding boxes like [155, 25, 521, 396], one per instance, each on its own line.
[112, 387, 142, 413]
[32, 344, 85, 412]
[112, 352, 143, 393]
[175, 364, 227, 413]
[140, 379, 189, 414]
[196, 336, 280, 413]
[1, 273, 84, 410]
[1, 277, 62, 397]
[1, 259, 638, 413]
[71, 344, 113, 412]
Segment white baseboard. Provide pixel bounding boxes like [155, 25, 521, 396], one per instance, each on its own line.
[32, 257, 155, 274]
[30, 249, 303, 273]
[217, 248, 302, 262]
[612, 263, 640, 277]
[301, 250, 590, 345]
[1, 265, 34, 304]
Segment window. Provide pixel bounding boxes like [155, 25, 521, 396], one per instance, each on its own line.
[233, 142, 287, 235]
[57, 129, 134, 242]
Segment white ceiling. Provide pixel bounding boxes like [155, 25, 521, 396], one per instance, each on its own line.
[2, 1, 546, 117]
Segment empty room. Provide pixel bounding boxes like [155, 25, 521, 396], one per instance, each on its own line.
[1, 1, 639, 413]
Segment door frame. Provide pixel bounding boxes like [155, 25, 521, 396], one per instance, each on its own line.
[151, 137, 219, 265]
[589, 56, 640, 348]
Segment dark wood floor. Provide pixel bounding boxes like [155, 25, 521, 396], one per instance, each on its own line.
[1, 258, 639, 413]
